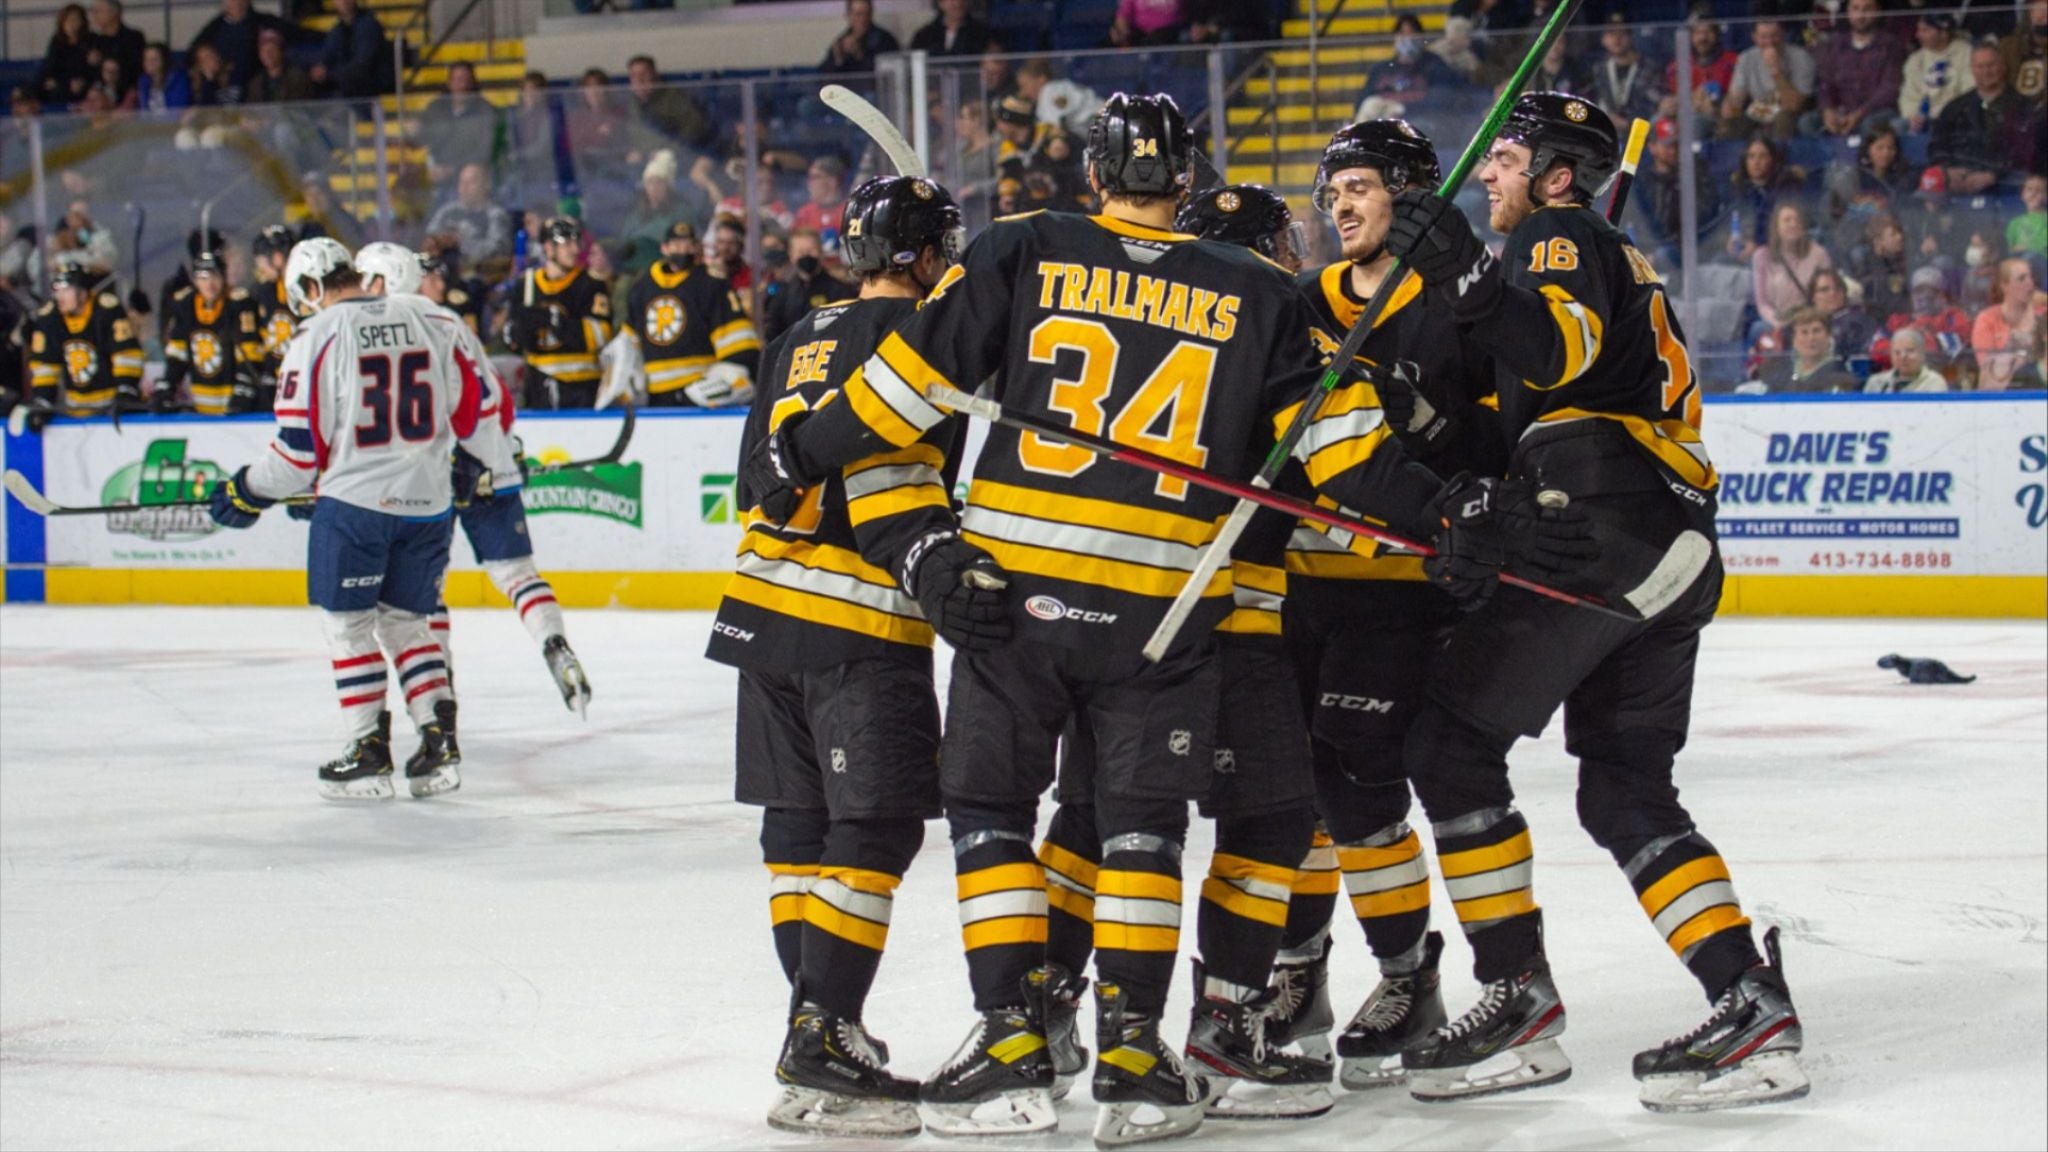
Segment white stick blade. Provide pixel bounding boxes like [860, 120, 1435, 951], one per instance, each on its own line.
[1624, 530, 1713, 618]
[820, 84, 925, 178]
[3, 470, 59, 516]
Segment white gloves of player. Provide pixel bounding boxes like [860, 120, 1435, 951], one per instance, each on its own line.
[686, 361, 755, 409]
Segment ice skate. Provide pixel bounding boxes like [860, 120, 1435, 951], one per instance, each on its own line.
[1092, 981, 1208, 1147]
[319, 712, 394, 801]
[403, 700, 461, 798]
[1185, 961, 1333, 1120]
[768, 1004, 921, 1138]
[1337, 930, 1447, 1089]
[1404, 948, 1569, 1102]
[1635, 927, 1809, 1113]
[1265, 933, 1334, 1063]
[918, 984, 1057, 1136]
[543, 635, 592, 717]
[1039, 963, 1090, 1101]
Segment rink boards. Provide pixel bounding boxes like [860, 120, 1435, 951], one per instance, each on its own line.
[4, 394, 2043, 618]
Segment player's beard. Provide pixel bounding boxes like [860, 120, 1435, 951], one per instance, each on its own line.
[1488, 180, 1538, 235]
[1337, 206, 1390, 266]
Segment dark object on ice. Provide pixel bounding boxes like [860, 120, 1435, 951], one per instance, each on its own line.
[1876, 654, 1976, 685]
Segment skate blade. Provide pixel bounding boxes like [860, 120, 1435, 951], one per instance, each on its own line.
[1339, 1052, 1406, 1090]
[1053, 1072, 1074, 1102]
[320, 775, 395, 801]
[407, 765, 462, 798]
[768, 1085, 921, 1138]
[919, 1088, 1058, 1136]
[1291, 1034, 1334, 1065]
[1639, 1050, 1810, 1113]
[1408, 1038, 1572, 1103]
[1204, 1080, 1334, 1120]
[1092, 1098, 1204, 1148]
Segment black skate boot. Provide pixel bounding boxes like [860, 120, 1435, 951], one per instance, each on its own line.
[1634, 926, 1808, 1113]
[1404, 948, 1570, 1102]
[918, 975, 1058, 1136]
[769, 1003, 922, 1138]
[1185, 960, 1333, 1120]
[1337, 930, 1447, 1089]
[1093, 981, 1208, 1147]
[542, 635, 592, 717]
[1266, 931, 1334, 1063]
[403, 700, 462, 798]
[319, 711, 394, 801]
[1039, 963, 1090, 1101]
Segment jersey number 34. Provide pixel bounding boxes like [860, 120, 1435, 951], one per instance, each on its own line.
[1018, 316, 1214, 500]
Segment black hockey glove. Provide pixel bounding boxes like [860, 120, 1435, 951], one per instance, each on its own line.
[126, 287, 151, 316]
[1425, 475, 1599, 601]
[148, 383, 182, 415]
[228, 367, 259, 414]
[452, 447, 489, 509]
[208, 467, 276, 530]
[1386, 189, 1500, 324]
[739, 411, 828, 524]
[902, 530, 1012, 652]
[1371, 359, 1457, 453]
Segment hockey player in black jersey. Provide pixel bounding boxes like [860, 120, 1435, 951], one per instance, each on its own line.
[623, 221, 763, 408]
[1174, 184, 1306, 273]
[419, 250, 485, 337]
[504, 217, 613, 409]
[158, 252, 265, 415]
[27, 266, 144, 414]
[1384, 92, 1806, 1111]
[706, 175, 968, 1140]
[740, 92, 1579, 1147]
[251, 225, 301, 402]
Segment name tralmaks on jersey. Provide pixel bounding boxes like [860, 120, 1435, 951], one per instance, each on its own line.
[1033, 262, 1242, 342]
[357, 321, 418, 350]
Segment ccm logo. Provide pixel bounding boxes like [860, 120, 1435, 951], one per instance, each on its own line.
[339, 575, 386, 589]
[1025, 595, 1118, 625]
[713, 621, 755, 642]
[1319, 692, 1394, 713]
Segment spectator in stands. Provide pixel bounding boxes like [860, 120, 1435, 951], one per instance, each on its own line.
[312, 0, 390, 99]
[9, 86, 41, 123]
[1720, 20, 1813, 140]
[1430, 17, 1485, 86]
[1889, 265, 1973, 369]
[1899, 14, 1974, 133]
[2001, 0, 2046, 104]
[1813, 266, 1881, 362]
[1667, 9, 1739, 123]
[617, 150, 710, 278]
[623, 55, 712, 158]
[1585, 15, 1659, 126]
[911, 0, 994, 57]
[951, 99, 1002, 218]
[567, 69, 629, 182]
[245, 28, 312, 104]
[1362, 15, 1466, 114]
[2012, 173, 2047, 257]
[706, 216, 753, 296]
[1932, 43, 2040, 198]
[1015, 59, 1103, 135]
[1753, 202, 1833, 339]
[1726, 135, 1803, 262]
[1810, 0, 1905, 137]
[40, 6, 97, 107]
[1450, 0, 1517, 41]
[822, 0, 900, 73]
[135, 42, 189, 112]
[1849, 212, 1912, 319]
[427, 163, 513, 266]
[85, 0, 146, 103]
[188, 0, 286, 94]
[791, 156, 849, 256]
[297, 170, 365, 249]
[1863, 325, 1947, 391]
[507, 71, 559, 215]
[1108, 0, 1186, 48]
[1974, 257, 2045, 389]
[1187, 0, 1279, 43]
[762, 228, 856, 342]
[980, 48, 1016, 108]
[420, 63, 503, 190]
[97, 58, 135, 111]
[713, 161, 795, 233]
[1761, 307, 1860, 392]
[1629, 117, 1715, 268]
[187, 40, 239, 107]
[1824, 127, 1915, 249]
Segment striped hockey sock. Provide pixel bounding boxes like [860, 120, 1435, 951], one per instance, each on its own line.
[1434, 807, 1542, 981]
[955, 834, 1048, 1011]
[1338, 822, 1433, 972]
[428, 604, 453, 683]
[392, 644, 451, 728]
[1095, 833, 1183, 1016]
[330, 651, 388, 739]
[1624, 831, 1761, 999]
[486, 557, 564, 646]
[1280, 827, 1341, 958]
[765, 861, 819, 983]
[801, 866, 904, 1020]
[1039, 804, 1100, 977]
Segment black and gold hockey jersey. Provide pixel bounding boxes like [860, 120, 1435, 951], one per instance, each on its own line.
[163, 286, 265, 415]
[253, 277, 299, 376]
[506, 266, 613, 385]
[27, 293, 143, 411]
[1472, 204, 1716, 526]
[802, 211, 1448, 655]
[1287, 261, 1501, 619]
[625, 260, 762, 401]
[441, 280, 486, 338]
[708, 296, 960, 673]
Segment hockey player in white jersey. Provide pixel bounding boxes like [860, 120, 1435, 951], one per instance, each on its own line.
[208, 237, 489, 800]
[355, 243, 593, 716]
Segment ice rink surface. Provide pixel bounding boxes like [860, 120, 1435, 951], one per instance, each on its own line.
[2, 605, 2043, 1151]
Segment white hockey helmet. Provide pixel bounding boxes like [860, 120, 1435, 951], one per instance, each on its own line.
[284, 236, 356, 316]
[355, 240, 423, 296]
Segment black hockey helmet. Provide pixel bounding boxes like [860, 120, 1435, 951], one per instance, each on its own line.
[190, 250, 226, 276]
[50, 263, 99, 292]
[1311, 119, 1442, 214]
[1085, 92, 1194, 199]
[539, 216, 584, 247]
[840, 175, 965, 277]
[1497, 91, 1622, 204]
[1175, 184, 1303, 267]
[186, 227, 226, 261]
[252, 224, 296, 260]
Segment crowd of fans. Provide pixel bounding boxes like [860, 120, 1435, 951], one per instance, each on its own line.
[6, 0, 2043, 396]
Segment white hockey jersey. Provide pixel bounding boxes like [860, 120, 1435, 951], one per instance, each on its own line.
[446, 317, 525, 491]
[245, 295, 486, 517]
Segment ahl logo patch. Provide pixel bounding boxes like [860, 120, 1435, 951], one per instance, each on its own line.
[1025, 595, 1068, 621]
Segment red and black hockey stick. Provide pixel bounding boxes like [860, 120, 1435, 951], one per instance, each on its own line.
[1606, 118, 1650, 224]
[3, 468, 311, 516]
[924, 384, 1677, 624]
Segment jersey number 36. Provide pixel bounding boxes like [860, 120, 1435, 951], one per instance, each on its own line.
[356, 351, 436, 447]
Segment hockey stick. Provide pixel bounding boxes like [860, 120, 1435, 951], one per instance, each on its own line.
[821, 84, 926, 178]
[925, 384, 1651, 623]
[1142, 0, 1587, 661]
[1605, 118, 1649, 224]
[3, 468, 312, 517]
[528, 404, 636, 474]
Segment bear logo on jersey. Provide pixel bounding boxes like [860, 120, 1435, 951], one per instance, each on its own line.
[645, 296, 686, 345]
[63, 339, 99, 385]
[191, 330, 225, 377]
